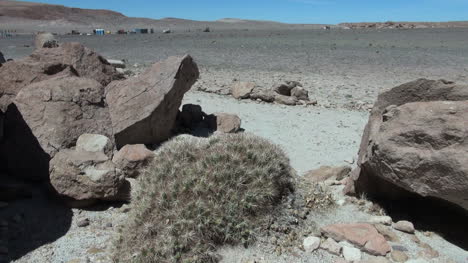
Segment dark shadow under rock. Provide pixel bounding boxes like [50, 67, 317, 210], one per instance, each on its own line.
[364, 175, 468, 251]
[0, 179, 73, 261]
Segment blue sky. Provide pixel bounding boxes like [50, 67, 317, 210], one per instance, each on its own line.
[21, 0, 468, 24]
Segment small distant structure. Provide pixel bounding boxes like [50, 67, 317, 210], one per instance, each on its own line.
[323, 26, 331, 30]
[117, 29, 127, 34]
[163, 29, 171, 34]
[94, 29, 105, 35]
[203, 27, 210, 32]
[133, 28, 149, 34]
[71, 30, 80, 35]
[150, 28, 154, 34]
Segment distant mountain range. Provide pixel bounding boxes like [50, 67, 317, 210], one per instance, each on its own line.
[0, 0, 467, 34]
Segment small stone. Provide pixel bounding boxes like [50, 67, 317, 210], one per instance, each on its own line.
[391, 245, 408, 252]
[303, 236, 321, 252]
[105, 222, 113, 228]
[320, 238, 341, 255]
[76, 134, 111, 154]
[391, 250, 409, 262]
[418, 246, 439, 259]
[359, 256, 391, 263]
[369, 216, 392, 225]
[336, 199, 346, 206]
[342, 246, 361, 261]
[77, 218, 90, 227]
[393, 221, 415, 234]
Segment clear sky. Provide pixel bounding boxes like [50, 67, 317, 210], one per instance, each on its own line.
[20, 0, 468, 24]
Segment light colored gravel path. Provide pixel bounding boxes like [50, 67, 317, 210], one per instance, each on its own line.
[183, 91, 369, 175]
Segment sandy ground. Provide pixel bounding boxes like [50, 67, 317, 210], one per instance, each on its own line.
[1, 28, 467, 262]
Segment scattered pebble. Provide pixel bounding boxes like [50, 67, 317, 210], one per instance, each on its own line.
[77, 218, 90, 227]
[342, 245, 361, 261]
[393, 220, 415, 234]
[391, 250, 409, 262]
[369, 216, 392, 225]
[302, 236, 321, 252]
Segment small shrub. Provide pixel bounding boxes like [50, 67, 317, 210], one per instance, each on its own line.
[113, 133, 295, 263]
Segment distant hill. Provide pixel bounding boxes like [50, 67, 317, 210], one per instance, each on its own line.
[1, 0, 466, 34]
[339, 21, 468, 29]
[0, 0, 325, 34]
[0, 0, 125, 22]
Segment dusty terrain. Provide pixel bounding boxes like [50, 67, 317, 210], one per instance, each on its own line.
[1, 27, 468, 263]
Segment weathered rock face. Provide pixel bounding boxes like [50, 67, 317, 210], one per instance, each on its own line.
[50, 148, 129, 206]
[14, 77, 114, 158]
[112, 144, 155, 178]
[231, 82, 255, 99]
[362, 101, 468, 210]
[348, 79, 468, 211]
[274, 94, 298, 106]
[34, 32, 59, 49]
[0, 42, 119, 110]
[106, 55, 199, 148]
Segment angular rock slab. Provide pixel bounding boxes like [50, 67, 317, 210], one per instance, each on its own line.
[321, 223, 391, 256]
[13, 77, 114, 158]
[106, 55, 199, 148]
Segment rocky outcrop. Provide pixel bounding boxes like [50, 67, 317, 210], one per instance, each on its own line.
[34, 32, 59, 48]
[106, 55, 199, 148]
[0, 42, 119, 110]
[347, 79, 468, 211]
[14, 77, 114, 158]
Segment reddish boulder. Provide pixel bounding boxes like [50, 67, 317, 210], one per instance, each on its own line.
[206, 113, 242, 133]
[348, 79, 468, 212]
[106, 55, 199, 148]
[321, 223, 391, 256]
[112, 144, 155, 178]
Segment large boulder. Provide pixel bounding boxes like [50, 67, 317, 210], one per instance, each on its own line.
[0, 42, 118, 110]
[50, 147, 129, 206]
[34, 32, 59, 49]
[13, 77, 114, 158]
[106, 55, 199, 148]
[348, 79, 468, 211]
